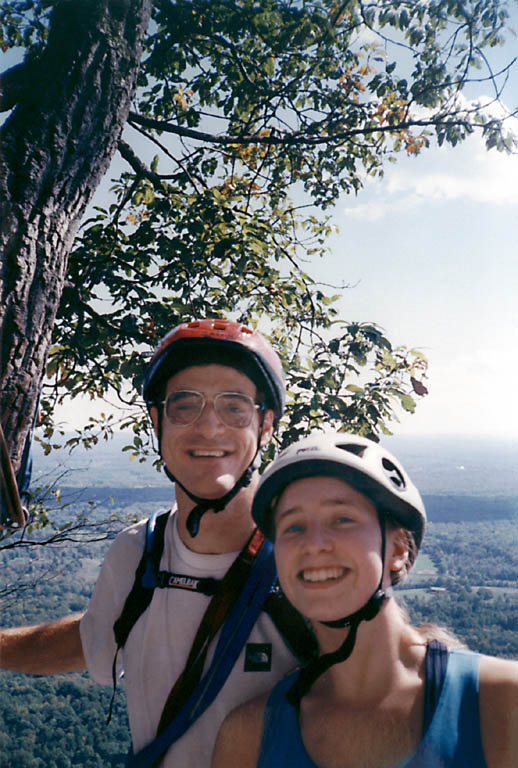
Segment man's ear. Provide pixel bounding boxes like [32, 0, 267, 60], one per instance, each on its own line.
[150, 406, 160, 437]
[388, 528, 410, 573]
[259, 409, 275, 447]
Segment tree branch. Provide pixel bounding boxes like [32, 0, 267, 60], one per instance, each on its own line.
[117, 137, 164, 185]
[0, 61, 35, 114]
[127, 109, 492, 147]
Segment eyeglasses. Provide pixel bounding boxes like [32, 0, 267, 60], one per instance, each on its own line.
[161, 390, 265, 428]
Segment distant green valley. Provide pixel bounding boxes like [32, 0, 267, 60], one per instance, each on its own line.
[1, 435, 517, 766]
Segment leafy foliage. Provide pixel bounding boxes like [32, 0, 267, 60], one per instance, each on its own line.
[2, 1, 516, 489]
[0, 1, 52, 53]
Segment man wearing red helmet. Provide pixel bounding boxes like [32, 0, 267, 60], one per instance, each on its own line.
[0, 319, 311, 767]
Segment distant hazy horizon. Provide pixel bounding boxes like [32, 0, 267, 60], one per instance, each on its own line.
[31, 431, 518, 498]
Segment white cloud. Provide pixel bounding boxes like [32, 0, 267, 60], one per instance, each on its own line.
[343, 104, 518, 221]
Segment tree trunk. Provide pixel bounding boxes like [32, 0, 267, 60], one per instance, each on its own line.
[0, 0, 152, 476]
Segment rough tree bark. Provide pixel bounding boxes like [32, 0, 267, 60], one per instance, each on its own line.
[0, 0, 152, 477]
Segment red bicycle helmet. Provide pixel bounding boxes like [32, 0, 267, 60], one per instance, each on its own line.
[143, 319, 285, 421]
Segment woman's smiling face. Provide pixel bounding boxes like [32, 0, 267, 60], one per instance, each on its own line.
[273, 475, 386, 624]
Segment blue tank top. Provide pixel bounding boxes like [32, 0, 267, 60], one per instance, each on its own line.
[257, 649, 487, 768]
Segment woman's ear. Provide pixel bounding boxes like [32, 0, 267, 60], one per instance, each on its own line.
[259, 409, 275, 447]
[388, 528, 410, 573]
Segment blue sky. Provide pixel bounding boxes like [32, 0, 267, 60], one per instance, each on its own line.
[3, 10, 517, 440]
[322, 114, 518, 438]
[325, 103, 518, 437]
[314, 6, 518, 439]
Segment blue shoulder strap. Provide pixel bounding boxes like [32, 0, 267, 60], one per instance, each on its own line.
[125, 537, 277, 768]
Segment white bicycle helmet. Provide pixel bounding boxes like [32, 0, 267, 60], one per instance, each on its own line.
[252, 430, 427, 707]
[253, 430, 426, 548]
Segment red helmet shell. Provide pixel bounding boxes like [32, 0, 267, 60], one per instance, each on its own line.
[143, 319, 286, 419]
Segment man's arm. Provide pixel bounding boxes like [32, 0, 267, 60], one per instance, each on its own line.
[0, 613, 86, 674]
[479, 655, 518, 768]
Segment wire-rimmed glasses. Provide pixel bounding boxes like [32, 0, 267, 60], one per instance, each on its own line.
[160, 390, 265, 429]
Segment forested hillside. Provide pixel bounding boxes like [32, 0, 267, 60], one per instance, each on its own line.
[400, 517, 517, 658]
[0, 501, 138, 767]
[0, 489, 516, 766]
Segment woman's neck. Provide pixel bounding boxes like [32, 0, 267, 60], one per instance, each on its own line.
[311, 600, 426, 703]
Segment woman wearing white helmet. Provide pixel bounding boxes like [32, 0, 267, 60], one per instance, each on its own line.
[213, 430, 518, 768]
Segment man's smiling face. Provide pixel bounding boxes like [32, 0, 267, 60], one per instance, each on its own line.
[153, 364, 273, 501]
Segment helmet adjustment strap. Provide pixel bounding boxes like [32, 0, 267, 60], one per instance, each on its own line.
[184, 465, 254, 538]
[286, 587, 390, 707]
[320, 512, 387, 630]
[183, 414, 266, 537]
[286, 616, 360, 707]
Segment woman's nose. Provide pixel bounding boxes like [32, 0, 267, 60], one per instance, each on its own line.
[302, 522, 333, 552]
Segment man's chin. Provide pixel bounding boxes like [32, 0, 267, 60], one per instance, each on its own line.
[200, 477, 237, 500]
[179, 473, 238, 501]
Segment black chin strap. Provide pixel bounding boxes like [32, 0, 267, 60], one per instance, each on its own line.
[285, 588, 389, 707]
[183, 465, 255, 537]
[286, 512, 390, 708]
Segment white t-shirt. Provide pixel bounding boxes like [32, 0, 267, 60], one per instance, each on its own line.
[80, 510, 298, 766]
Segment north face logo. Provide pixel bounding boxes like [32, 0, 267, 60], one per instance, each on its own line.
[244, 643, 272, 672]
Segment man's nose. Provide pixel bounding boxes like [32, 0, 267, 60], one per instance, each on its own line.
[194, 399, 225, 432]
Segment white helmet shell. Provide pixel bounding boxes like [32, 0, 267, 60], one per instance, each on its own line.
[252, 430, 426, 548]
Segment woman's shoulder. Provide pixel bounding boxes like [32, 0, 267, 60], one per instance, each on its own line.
[212, 672, 301, 767]
[478, 652, 518, 679]
[446, 648, 518, 700]
[227, 689, 271, 727]
[478, 653, 518, 711]
[212, 691, 270, 768]
[477, 654, 518, 768]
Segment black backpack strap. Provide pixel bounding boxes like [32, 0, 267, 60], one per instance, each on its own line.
[113, 510, 170, 649]
[423, 639, 449, 733]
[107, 510, 170, 723]
[263, 582, 318, 664]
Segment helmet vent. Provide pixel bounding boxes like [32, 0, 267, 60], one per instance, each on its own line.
[382, 458, 406, 491]
[336, 443, 366, 457]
